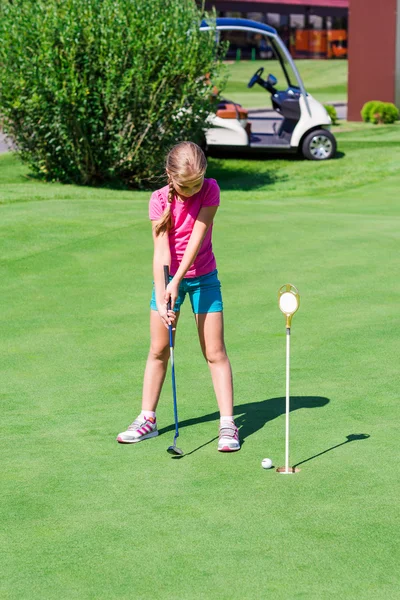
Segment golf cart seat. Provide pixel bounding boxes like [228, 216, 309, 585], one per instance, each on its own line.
[216, 102, 248, 120]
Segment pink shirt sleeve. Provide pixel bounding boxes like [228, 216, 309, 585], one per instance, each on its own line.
[202, 179, 220, 207]
[149, 191, 165, 221]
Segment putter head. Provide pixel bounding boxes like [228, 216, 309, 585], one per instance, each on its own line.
[167, 445, 184, 456]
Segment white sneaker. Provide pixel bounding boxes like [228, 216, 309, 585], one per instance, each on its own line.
[116, 416, 158, 444]
[218, 422, 240, 452]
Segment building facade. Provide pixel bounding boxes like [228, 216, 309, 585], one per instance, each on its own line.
[205, 0, 349, 58]
[348, 0, 400, 118]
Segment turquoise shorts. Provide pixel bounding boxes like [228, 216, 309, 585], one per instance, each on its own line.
[150, 269, 223, 314]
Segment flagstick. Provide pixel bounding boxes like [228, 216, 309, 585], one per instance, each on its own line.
[285, 326, 290, 473]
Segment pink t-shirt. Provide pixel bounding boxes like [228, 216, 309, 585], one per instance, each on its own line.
[149, 178, 220, 278]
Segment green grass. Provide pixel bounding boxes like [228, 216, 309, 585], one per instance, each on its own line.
[1, 123, 399, 599]
[222, 59, 347, 107]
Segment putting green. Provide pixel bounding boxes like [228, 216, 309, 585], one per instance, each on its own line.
[1, 127, 399, 599]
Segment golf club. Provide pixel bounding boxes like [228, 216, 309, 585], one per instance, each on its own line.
[276, 284, 300, 474]
[164, 265, 183, 457]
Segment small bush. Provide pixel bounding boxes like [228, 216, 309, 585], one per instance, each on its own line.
[381, 103, 400, 124]
[0, 0, 227, 187]
[361, 101, 380, 123]
[324, 104, 338, 125]
[361, 100, 379, 123]
[362, 101, 385, 123]
[361, 100, 399, 124]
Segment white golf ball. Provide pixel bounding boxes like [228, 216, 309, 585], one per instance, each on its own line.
[261, 458, 273, 469]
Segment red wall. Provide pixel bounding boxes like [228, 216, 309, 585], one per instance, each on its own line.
[348, 0, 397, 120]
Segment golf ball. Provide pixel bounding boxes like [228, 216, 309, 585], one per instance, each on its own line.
[261, 458, 273, 469]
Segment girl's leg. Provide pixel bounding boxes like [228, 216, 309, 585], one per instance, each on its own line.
[141, 310, 180, 411]
[195, 311, 233, 416]
[116, 310, 180, 444]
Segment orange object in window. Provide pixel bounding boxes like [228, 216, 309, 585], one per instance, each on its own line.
[295, 29, 347, 59]
[327, 30, 347, 58]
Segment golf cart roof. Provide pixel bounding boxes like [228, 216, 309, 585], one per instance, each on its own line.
[200, 17, 277, 36]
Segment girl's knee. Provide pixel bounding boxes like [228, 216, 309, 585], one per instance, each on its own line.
[149, 343, 169, 362]
[204, 345, 227, 364]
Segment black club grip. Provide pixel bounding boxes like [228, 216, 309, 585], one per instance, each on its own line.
[163, 265, 171, 311]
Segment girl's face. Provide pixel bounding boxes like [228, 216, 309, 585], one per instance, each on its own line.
[169, 173, 204, 199]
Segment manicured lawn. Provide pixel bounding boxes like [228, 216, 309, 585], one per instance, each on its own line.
[222, 59, 347, 107]
[1, 123, 399, 599]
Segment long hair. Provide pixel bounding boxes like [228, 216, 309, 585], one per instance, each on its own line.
[154, 142, 207, 236]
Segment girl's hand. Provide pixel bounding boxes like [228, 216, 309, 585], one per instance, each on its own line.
[165, 279, 180, 311]
[157, 304, 176, 330]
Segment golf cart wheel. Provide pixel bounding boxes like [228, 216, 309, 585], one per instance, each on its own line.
[301, 129, 336, 160]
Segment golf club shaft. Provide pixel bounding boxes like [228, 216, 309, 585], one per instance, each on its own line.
[169, 337, 179, 440]
[164, 265, 179, 441]
[285, 327, 290, 472]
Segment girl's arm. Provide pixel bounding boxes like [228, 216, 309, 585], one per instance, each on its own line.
[166, 205, 218, 308]
[152, 224, 175, 327]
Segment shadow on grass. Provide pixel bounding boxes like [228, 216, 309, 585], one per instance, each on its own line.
[293, 433, 370, 468]
[159, 395, 330, 456]
[333, 150, 345, 160]
[8, 149, 347, 194]
[207, 150, 346, 192]
[207, 157, 288, 191]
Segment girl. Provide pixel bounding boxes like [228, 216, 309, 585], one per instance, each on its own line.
[117, 141, 239, 452]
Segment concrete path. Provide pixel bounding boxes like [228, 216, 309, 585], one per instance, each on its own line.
[0, 132, 13, 154]
[327, 102, 347, 120]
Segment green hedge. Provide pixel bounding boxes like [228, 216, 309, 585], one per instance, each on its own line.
[0, 0, 226, 187]
[361, 101, 399, 124]
[323, 104, 338, 126]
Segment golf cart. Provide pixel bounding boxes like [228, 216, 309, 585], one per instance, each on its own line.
[200, 18, 337, 160]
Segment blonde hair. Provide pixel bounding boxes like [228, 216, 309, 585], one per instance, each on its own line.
[154, 142, 207, 236]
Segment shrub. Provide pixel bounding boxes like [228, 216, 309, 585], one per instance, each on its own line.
[0, 0, 226, 187]
[361, 100, 399, 124]
[361, 101, 379, 123]
[324, 104, 338, 125]
[381, 103, 400, 124]
[361, 101, 385, 123]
